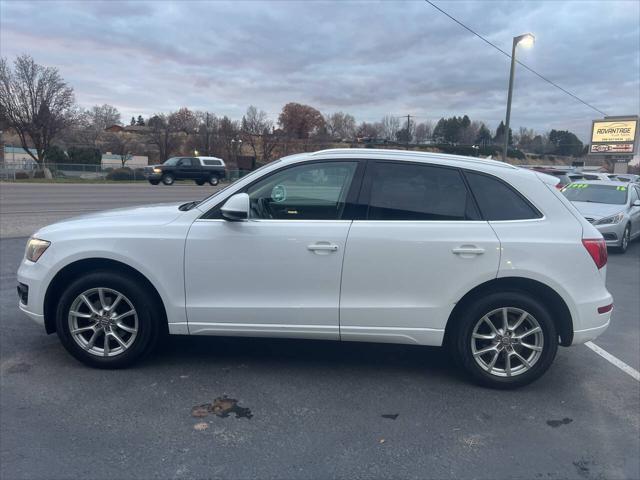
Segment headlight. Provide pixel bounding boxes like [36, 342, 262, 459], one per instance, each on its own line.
[153, 167, 162, 173]
[25, 238, 50, 262]
[594, 212, 624, 225]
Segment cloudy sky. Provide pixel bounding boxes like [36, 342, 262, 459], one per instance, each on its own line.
[1, 0, 639, 140]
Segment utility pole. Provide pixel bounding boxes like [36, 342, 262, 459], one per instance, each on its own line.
[406, 114, 412, 150]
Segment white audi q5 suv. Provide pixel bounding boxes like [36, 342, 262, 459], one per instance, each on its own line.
[17, 149, 613, 388]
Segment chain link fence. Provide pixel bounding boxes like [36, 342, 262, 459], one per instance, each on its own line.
[0, 162, 251, 183]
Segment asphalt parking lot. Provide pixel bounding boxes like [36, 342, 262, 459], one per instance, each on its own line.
[0, 184, 639, 480]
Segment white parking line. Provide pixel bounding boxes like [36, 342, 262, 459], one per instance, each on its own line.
[585, 341, 640, 382]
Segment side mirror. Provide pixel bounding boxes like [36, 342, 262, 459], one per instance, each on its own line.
[221, 193, 250, 221]
[633, 200, 640, 207]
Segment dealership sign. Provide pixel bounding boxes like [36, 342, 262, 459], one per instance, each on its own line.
[589, 116, 638, 156]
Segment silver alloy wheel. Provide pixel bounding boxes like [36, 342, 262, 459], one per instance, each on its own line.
[470, 307, 544, 377]
[622, 227, 629, 250]
[68, 287, 138, 357]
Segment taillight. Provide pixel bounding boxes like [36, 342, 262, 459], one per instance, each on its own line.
[582, 238, 607, 269]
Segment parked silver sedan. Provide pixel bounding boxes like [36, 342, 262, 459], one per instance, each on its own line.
[562, 180, 640, 253]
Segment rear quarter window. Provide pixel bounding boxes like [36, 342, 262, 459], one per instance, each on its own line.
[465, 171, 541, 221]
[202, 159, 223, 166]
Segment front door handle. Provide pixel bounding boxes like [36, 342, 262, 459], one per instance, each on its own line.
[308, 242, 339, 253]
[452, 246, 485, 255]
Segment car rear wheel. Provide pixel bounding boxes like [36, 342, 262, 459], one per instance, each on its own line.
[55, 271, 162, 368]
[451, 292, 558, 389]
[208, 175, 219, 186]
[161, 174, 175, 185]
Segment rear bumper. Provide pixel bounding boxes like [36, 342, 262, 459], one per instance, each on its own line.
[570, 297, 613, 345]
[572, 319, 610, 344]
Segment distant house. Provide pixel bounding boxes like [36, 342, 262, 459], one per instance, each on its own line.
[2, 146, 39, 169]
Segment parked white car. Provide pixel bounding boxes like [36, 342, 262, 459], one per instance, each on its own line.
[17, 149, 613, 388]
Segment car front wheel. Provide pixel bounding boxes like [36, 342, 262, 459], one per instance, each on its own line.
[161, 174, 175, 185]
[616, 224, 630, 253]
[55, 271, 162, 368]
[451, 292, 558, 389]
[208, 175, 219, 186]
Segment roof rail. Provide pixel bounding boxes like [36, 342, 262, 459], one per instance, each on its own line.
[308, 148, 518, 169]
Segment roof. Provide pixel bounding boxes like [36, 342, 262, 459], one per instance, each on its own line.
[305, 148, 518, 170]
[4, 145, 38, 155]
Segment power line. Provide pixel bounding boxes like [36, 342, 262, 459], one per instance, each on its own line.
[424, 0, 608, 116]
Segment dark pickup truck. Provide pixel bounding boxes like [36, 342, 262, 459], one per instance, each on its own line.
[144, 156, 226, 185]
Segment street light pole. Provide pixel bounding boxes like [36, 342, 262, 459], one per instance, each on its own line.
[503, 33, 535, 162]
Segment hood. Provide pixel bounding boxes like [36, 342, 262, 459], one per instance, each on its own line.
[570, 201, 626, 219]
[34, 203, 185, 238]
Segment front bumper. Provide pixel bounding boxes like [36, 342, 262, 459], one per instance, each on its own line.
[145, 173, 162, 180]
[593, 222, 626, 247]
[17, 257, 49, 329]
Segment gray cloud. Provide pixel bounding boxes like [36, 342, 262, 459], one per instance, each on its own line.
[1, 0, 638, 140]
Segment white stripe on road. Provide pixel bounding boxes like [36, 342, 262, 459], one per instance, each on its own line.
[585, 341, 640, 382]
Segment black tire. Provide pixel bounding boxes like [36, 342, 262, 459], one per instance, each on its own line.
[450, 291, 558, 389]
[614, 224, 630, 254]
[148, 180, 159, 186]
[161, 173, 175, 185]
[208, 174, 219, 186]
[195, 179, 205, 186]
[55, 271, 162, 369]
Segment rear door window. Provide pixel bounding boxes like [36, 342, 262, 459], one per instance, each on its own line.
[366, 162, 479, 221]
[465, 171, 541, 220]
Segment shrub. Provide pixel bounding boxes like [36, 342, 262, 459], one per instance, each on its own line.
[110, 168, 147, 180]
[33, 170, 46, 178]
[106, 168, 134, 181]
[15, 171, 29, 180]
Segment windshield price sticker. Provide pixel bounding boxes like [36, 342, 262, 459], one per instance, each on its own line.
[568, 183, 589, 189]
[616, 186, 627, 191]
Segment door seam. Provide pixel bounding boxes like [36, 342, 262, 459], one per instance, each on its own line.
[337, 220, 354, 341]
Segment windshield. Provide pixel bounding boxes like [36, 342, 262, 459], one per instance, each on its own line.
[562, 183, 628, 205]
[163, 157, 180, 166]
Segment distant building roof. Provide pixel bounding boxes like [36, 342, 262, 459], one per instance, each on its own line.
[4, 145, 38, 156]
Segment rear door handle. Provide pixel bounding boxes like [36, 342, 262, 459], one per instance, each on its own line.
[308, 242, 339, 253]
[452, 246, 485, 255]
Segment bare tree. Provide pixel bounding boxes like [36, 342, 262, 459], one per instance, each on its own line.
[356, 121, 382, 139]
[77, 104, 121, 147]
[325, 112, 356, 140]
[0, 55, 76, 166]
[146, 113, 180, 162]
[218, 116, 241, 164]
[104, 132, 135, 168]
[241, 106, 272, 162]
[380, 115, 400, 141]
[414, 121, 433, 144]
[193, 111, 218, 156]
